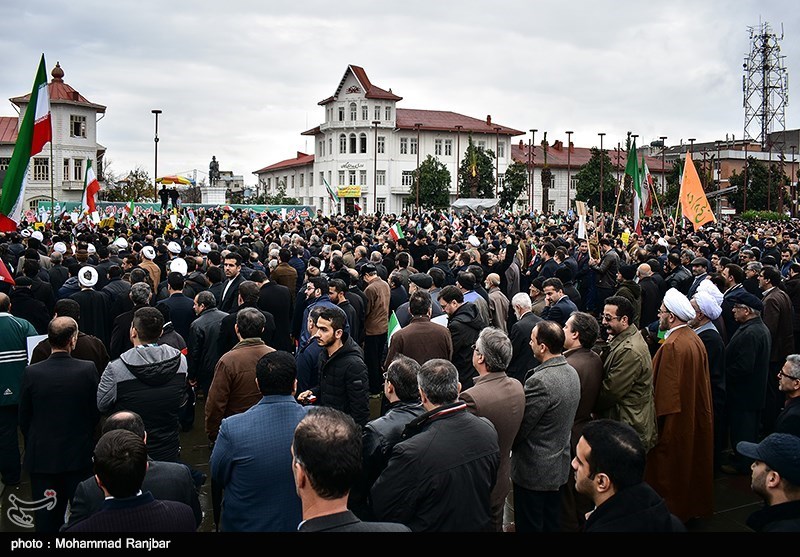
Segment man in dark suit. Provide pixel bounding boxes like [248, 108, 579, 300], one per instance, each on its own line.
[61, 430, 196, 532]
[219, 252, 245, 313]
[65, 410, 201, 528]
[156, 272, 196, 342]
[507, 292, 541, 383]
[254, 271, 293, 352]
[294, 407, 410, 532]
[109, 282, 152, 360]
[540, 277, 578, 327]
[637, 263, 661, 329]
[19, 316, 99, 532]
[218, 281, 275, 353]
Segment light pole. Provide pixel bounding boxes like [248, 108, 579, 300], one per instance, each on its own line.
[792, 145, 797, 217]
[565, 130, 573, 212]
[659, 136, 667, 195]
[494, 126, 502, 196]
[455, 125, 463, 199]
[743, 139, 749, 212]
[152, 109, 162, 203]
[530, 129, 537, 210]
[372, 120, 380, 213]
[414, 123, 422, 211]
[598, 132, 606, 215]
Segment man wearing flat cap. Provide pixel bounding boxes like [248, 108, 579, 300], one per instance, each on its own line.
[394, 272, 444, 328]
[723, 289, 771, 476]
[687, 257, 710, 298]
[738, 433, 800, 531]
[645, 288, 714, 523]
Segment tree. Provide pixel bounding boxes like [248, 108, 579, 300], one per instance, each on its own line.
[727, 157, 789, 213]
[100, 167, 154, 202]
[266, 178, 299, 205]
[458, 135, 495, 198]
[574, 147, 618, 210]
[499, 161, 527, 210]
[661, 160, 683, 210]
[407, 155, 451, 208]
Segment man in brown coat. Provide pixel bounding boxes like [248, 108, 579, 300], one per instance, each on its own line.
[384, 291, 451, 368]
[362, 264, 390, 394]
[459, 327, 524, 532]
[645, 289, 714, 523]
[270, 248, 299, 303]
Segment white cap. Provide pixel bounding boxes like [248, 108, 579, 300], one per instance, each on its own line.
[468, 234, 480, 248]
[31, 231, 43, 242]
[169, 257, 187, 276]
[141, 245, 156, 260]
[197, 241, 211, 254]
[21, 229, 31, 238]
[78, 266, 98, 288]
[167, 241, 182, 254]
[113, 237, 129, 249]
[87, 243, 96, 254]
[53, 242, 67, 254]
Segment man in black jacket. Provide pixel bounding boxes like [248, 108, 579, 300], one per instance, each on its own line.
[438, 285, 487, 390]
[218, 280, 275, 352]
[254, 270, 293, 352]
[507, 292, 542, 384]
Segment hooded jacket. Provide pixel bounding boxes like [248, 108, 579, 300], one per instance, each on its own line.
[584, 482, 686, 532]
[448, 302, 487, 390]
[97, 344, 188, 462]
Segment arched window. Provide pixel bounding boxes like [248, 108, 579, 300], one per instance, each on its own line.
[350, 102, 357, 121]
[339, 134, 347, 154]
[349, 133, 357, 154]
[359, 133, 367, 153]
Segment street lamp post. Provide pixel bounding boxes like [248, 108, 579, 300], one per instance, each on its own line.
[792, 145, 797, 217]
[372, 120, 380, 213]
[659, 136, 667, 195]
[743, 140, 749, 212]
[414, 123, 422, 211]
[494, 126, 502, 196]
[455, 125, 463, 199]
[152, 109, 162, 203]
[598, 132, 605, 214]
[530, 129, 537, 211]
[565, 130, 573, 212]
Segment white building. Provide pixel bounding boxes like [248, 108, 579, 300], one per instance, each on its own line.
[0, 62, 106, 211]
[254, 65, 524, 214]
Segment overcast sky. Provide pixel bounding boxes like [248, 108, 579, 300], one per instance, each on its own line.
[2, 0, 798, 186]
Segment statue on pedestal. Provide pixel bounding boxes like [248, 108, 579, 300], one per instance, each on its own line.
[209, 156, 220, 186]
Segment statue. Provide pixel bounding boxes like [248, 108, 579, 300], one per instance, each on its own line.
[209, 156, 220, 186]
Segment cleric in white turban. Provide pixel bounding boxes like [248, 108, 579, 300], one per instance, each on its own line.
[693, 290, 722, 320]
[662, 288, 696, 322]
[696, 278, 724, 306]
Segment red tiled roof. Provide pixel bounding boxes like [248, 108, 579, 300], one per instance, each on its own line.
[318, 65, 403, 105]
[510, 142, 667, 173]
[396, 109, 523, 136]
[253, 152, 314, 174]
[10, 81, 106, 113]
[0, 116, 18, 144]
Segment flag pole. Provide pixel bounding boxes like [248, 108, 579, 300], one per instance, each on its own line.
[647, 171, 669, 236]
[611, 180, 624, 235]
[49, 141, 54, 226]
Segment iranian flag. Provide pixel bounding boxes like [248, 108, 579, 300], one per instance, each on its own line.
[81, 160, 100, 221]
[640, 155, 653, 216]
[124, 199, 135, 219]
[387, 311, 401, 345]
[388, 222, 404, 241]
[0, 55, 52, 232]
[322, 176, 339, 203]
[625, 139, 642, 235]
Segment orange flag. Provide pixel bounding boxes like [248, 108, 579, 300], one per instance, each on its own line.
[679, 153, 716, 230]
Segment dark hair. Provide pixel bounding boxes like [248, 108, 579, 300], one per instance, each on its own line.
[132, 307, 164, 343]
[542, 242, 556, 257]
[207, 250, 222, 266]
[129, 268, 148, 285]
[54, 298, 81, 320]
[724, 263, 745, 284]
[93, 430, 148, 498]
[48, 316, 78, 349]
[328, 278, 347, 296]
[309, 275, 329, 295]
[238, 280, 259, 304]
[667, 253, 681, 267]
[236, 307, 265, 339]
[279, 248, 292, 263]
[249, 270, 267, 283]
[466, 264, 484, 283]
[396, 252, 410, 268]
[434, 248, 448, 262]
[22, 258, 40, 278]
[555, 266, 573, 283]
[102, 410, 146, 438]
[761, 266, 781, 287]
[385, 354, 421, 402]
[108, 265, 123, 279]
[317, 306, 346, 332]
[255, 351, 297, 396]
[195, 290, 216, 309]
[437, 284, 463, 304]
[408, 290, 432, 317]
[224, 252, 242, 266]
[389, 274, 403, 288]
[533, 320, 564, 354]
[167, 271, 185, 291]
[292, 407, 361, 499]
[603, 295, 635, 324]
[567, 311, 600, 349]
[206, 265, 223, 284]
[427, 266, 445, 288]
[581, 419, 646, 491]
[542, 277, 564, 292]
[457, 271, 476, 291]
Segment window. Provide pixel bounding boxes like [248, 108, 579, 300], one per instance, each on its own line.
[385, 106, 391, 120]
[359, 170, 367, 186]
[63, 158, 70, 180]
[33, 158, 49, 181]
[0, 158, 10, 172]
[70, 115, 86, 138]
[377, 170, 386, 186]
[400, 138, 408, 155]
[319, 172, 325, 188]
[547, 200, 555, 212]
[290, 175, 295, 188]
[73, 159, 83, 181]
[445, 139, 453, 156]
[349, 133, 357, 154]
[498, 174, 506, 188]
[318, 140, 324, 157]
[374, 105, 381, 121]
[338, 107, 345, 121]
[410, 138, 418, 155]
[266, 177, 271, 189]
[498, 141, 505, 158]
[478, 140, 486, 150]
[328, 138, 332, 154]
[348, 170, 356, 185]
[309, 173, 314, 187]
[377, 197, 386, 213]
[328, 171, 332, 189]
[319, 197, 324, 209]
[549, 175, 556, 189]
[299, 174, 304, 188]
[339, 134, 347, 154]
[570, 176, 578, 190]
[338, 170, 345, 185]
[350, 102, 357, 121]
[435, 139, 442, 156]
[362, 105, 368, 121]
[377, 136, 385, 154]
[359, 133, 367, 154]
[402, 171, 414, 186]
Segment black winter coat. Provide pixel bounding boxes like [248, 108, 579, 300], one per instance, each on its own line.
[584, 482, 685, 532]
[447, 303, 487, 390]
[314, 333, 370, 426]
[725, 316, 771, 411]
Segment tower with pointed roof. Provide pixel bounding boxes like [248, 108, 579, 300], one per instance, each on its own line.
[0, 61, 106, 210]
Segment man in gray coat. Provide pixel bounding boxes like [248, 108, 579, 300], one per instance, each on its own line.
[188, 291, 226, 395]
[511, 320, 580, 532]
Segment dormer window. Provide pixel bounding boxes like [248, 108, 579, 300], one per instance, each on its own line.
[350, 103, 357, 121]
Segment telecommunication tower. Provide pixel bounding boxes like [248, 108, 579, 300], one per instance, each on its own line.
[742, 22, 789, 149]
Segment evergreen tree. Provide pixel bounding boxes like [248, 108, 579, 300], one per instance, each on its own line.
[574, 147, 618, 209]
[407, 155, 451, 208]
[458, 135, 495, 198]
[727, 157, 788, 213]
[499, 161, 528, 210]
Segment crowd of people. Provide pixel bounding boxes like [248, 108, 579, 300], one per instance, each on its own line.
[1, 204, 799, 533]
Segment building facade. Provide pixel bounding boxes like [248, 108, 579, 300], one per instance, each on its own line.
[0, 62, 106, 211]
